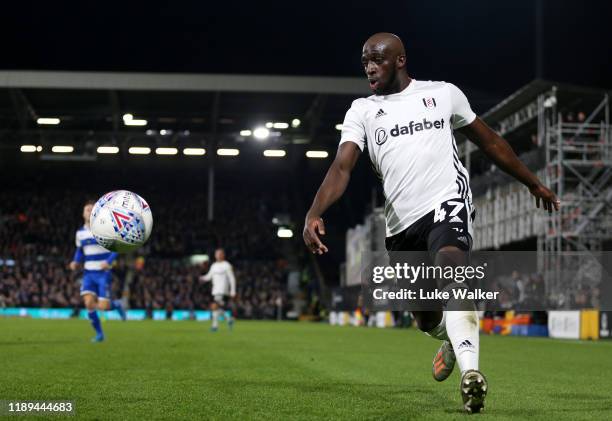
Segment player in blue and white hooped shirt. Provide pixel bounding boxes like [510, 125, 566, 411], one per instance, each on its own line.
[69, 200, 126, 342]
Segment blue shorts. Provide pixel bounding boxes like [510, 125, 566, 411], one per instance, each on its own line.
[80, 271, 113, 300]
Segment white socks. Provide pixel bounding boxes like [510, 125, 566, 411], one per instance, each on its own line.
[212, 309, 219, 328]
[445, 310, 479, 373]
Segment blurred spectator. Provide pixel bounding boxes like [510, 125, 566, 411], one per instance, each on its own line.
[511, 270, 526, 307]
[0, 187, 296, 319]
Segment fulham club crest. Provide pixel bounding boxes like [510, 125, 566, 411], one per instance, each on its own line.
[422, 97, 437, 108]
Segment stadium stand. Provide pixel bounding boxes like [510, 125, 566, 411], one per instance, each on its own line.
[1, 75, 610, 324]
[0, 173, 300, 318]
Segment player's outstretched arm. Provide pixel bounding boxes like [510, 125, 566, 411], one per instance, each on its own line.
[199, 271, 212, 282]
[227, 265, 237, 297]
[100, 252, 117, 270]
[304, 142, 361, 254]
[69, 246, 84, 271]
[459, 117, 560, 213]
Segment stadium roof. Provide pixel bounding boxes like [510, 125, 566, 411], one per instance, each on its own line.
[0, 70, 374, 155]
[0, 70, 504, 156]
[482, 79, 610, 124]
[0, 70, 370, 94]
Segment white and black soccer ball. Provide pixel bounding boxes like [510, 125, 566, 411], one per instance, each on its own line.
[90, 190, 153, 253]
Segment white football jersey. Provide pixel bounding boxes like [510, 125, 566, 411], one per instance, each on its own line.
[340, 79, 476, 236]
[202, 261, 236, 296]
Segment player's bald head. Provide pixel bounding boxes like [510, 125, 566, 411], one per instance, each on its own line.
[363, 33, 406, 60]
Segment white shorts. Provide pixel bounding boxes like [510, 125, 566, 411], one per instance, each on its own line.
[213, 294, 229, 306]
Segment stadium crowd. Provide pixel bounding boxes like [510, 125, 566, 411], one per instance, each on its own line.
[128, 258, 289, 319]
[0, 186, 298, 319]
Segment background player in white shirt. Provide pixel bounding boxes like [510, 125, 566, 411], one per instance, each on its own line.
[200, 248, 236, 331]
[303, 33, 560, 414]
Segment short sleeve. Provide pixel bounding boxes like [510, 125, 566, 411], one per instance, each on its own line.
[448, 83, 477, 130]
[75, 232, 81, 247]
[339, 102, 366, 151]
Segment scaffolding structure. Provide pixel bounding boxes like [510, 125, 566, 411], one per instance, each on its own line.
[539, 91, 611, 294]
[469, 82, 611, 297]
[470, 83, 560, 250]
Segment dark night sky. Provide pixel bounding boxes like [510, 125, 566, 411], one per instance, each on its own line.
[3, 1, 611, 97]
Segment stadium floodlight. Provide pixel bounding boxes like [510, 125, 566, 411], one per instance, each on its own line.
[123, 113, 147, 126]
[155, 147, 178, 155]
[240, 129, 252, 136]
[544, 96, 557, 108]
[265, 122, 274, 129]
[291, 118, 301, 128]
[273, 122, 289, 129]
[217, 148, 240, 156]
[97, 146, 119, 154]
[253, 127, 270, 140]
[36, 117, 60, 125]
[51, 145, 74, 153]
[160, 129, 168, 136]
[20, 145, 37, 152]
[277, 227, 293, 238]
[335, 124, 343, 131]
[36, 146, 42, 152]
[183, 148, 206, 156]
[306, 150, 329, 158]
[124, 118, 148, 126]
[263, 149, 286, 157]
[128, 146, 151, 155]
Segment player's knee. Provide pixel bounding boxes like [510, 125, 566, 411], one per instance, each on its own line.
[435, 245, 467, 267]
[97, 300, 110, 311]
[438, 245, 461, 253]
[83, 295, 96, 310]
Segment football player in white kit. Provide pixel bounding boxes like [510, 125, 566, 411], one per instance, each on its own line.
[303, 33, 559, 413]
[200, 248, 236, 332]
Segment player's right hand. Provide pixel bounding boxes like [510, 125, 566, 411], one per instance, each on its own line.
[303, 214, 329, 255]
[69, 261, 79, 271]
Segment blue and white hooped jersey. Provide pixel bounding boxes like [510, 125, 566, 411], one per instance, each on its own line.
[73, 225, 118, 272]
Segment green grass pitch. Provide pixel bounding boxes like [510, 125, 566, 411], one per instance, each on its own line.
[1, 318, 611, 420]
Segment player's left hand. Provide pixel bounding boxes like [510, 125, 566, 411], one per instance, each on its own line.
[100, 261, 111, 270]
[529, 183, 560, 213]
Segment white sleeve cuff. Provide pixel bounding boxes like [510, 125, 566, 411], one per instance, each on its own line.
[339, 137, 365, 151]
[452, 112, 477, 130]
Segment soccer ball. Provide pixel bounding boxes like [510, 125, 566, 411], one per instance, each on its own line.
[90, 190, 153, 253]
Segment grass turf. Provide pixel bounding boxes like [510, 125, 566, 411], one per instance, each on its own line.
[1, 318, 611, 420]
